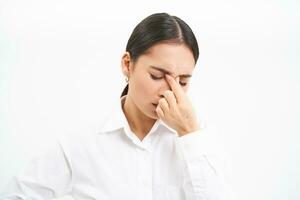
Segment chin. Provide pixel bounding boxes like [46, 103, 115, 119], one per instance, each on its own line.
[144, 109, 159, 120]
[150, 110, 160, 120]
[150, 114, 159, 120]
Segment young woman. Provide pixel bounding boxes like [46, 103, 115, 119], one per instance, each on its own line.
[1, 13, 235, 200]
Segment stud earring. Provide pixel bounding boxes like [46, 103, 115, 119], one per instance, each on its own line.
[125, 77, 129, 83]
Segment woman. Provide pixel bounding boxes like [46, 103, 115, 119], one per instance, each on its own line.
[0, 13, 235, 200]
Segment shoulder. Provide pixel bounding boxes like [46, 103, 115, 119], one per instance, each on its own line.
[53, 131, 103, 159]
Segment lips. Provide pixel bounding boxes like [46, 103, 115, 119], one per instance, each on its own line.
[152, 103, 158, 107]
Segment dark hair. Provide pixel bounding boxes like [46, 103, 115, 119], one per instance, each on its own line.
[121, 12, 199, 98]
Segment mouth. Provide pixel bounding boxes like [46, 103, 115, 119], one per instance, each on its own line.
[152, 103, 158, 107]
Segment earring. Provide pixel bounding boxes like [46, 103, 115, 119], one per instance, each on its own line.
[125, 77, 129, 83]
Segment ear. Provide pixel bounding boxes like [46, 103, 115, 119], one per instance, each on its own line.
[121, 52, 133, 78]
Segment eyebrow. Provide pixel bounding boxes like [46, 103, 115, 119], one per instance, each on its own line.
[149, 66, 192, 78]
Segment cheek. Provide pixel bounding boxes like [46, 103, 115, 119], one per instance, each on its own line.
[135, 75, 157, 97]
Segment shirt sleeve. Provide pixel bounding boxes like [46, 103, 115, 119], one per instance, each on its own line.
[0, 138, 73, 200]
[174, 127, 236, 200]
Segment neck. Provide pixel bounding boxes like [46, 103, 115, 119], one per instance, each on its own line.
[122, 95, 156, 141]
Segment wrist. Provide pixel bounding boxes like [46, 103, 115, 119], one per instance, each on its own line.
[177, 123, 200, 136]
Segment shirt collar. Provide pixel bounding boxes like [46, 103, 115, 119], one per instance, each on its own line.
[98, 95, 177, 135]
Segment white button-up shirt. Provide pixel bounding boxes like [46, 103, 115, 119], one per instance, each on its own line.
[1, 95, 235, 200]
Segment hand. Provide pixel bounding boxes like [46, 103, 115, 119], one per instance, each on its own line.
[155, 74, 201, 136]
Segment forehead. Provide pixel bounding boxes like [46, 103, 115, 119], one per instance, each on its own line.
[138, 42, 195, 75]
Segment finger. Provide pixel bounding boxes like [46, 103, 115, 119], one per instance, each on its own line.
[165, 74, 185, 104]
[155, 106, 164, 118]
[158, 98, 169, 112]
[163, 90, 177, 109]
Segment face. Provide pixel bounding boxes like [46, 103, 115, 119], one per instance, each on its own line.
[121, 42, 195, 119]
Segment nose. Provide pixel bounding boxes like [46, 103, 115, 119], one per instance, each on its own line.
[158, 76, 180, 98]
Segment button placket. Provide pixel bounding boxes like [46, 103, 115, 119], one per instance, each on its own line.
[136, 147, 153, 200]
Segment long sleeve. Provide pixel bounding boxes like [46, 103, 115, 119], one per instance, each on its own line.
[174, 128, 236, 200]
[0, 139, 73, 200]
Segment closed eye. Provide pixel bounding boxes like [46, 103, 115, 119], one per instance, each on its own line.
[150, 74, 187, 86]
[150, 74, 164, 80]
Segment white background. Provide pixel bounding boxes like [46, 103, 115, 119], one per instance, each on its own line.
[0, 0, 299, 199]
